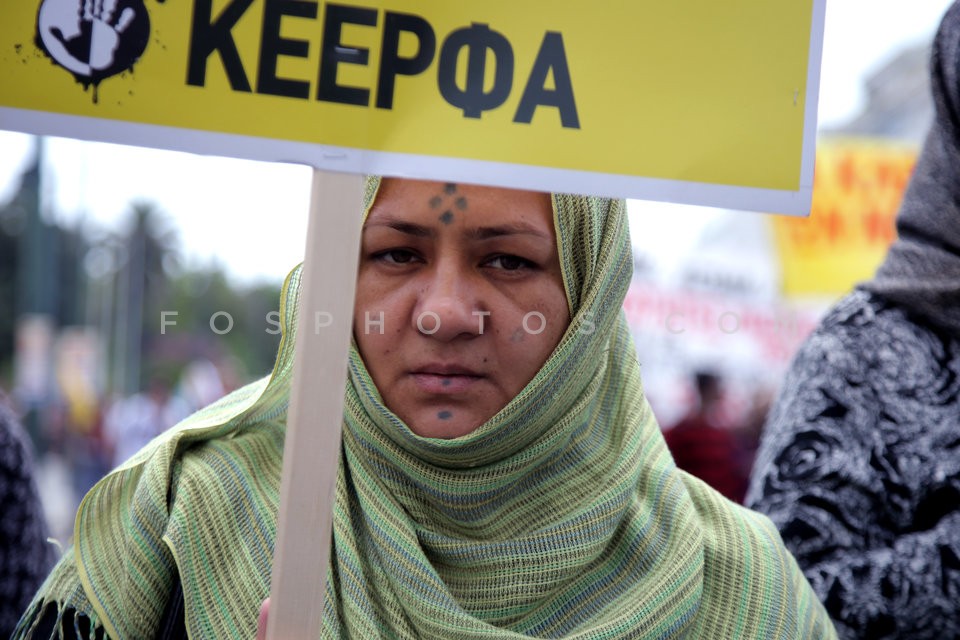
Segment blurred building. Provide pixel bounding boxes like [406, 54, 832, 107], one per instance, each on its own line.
[823, 43, 933, 143]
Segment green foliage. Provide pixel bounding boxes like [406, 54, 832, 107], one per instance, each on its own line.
[0, 156, 283, 396]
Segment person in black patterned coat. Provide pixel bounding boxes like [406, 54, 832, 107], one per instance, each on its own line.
[0, 393, 55, 638]
[746, 4, 960, 639]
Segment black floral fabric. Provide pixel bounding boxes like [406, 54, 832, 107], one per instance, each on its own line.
[746, 289, 960, 640]
[1, 402, 55, 638]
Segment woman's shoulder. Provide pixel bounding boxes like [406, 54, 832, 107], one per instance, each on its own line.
[772, 287, 960, 450]
[92, 377, 287, 567]
[20, 378, 287, 640]
[680, 470, 795, 563]
[164, 411, 284, 539]
[678, 472, 838, 639]
[801, 289, 956, 365]
[98, 374, 282, 496]
[158, 375, 286, 533]
[776, 289, 959, 431]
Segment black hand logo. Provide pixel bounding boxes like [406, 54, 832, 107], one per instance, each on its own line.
[37, 0, 150, 88]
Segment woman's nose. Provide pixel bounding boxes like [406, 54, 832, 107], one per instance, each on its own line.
[413, 266, 483, 341]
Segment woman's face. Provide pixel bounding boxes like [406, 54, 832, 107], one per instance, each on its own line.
[354, 178, 570, 438]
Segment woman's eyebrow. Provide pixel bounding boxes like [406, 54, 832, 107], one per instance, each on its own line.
[363, 219, 551, 241]
[466, 223, 552, 241]
[363, 218, 433, 238]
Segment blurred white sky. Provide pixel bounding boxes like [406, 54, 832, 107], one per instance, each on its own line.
[0, 0, 954, 284]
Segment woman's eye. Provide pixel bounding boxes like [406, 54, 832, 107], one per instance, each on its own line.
[486, 254, 534, 271]
[374, 249, 418, 265]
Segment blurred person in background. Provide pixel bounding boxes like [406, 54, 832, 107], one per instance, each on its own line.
[747, 3, 960, 638]
[176, 358, 226, 413]
[103, 376, 188, 470]
[663, 371, 750, 503]
[0, 390, 55, 638]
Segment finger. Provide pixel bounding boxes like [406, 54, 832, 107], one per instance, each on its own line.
[102, 0, 118, 23]
[256, 598, 270, 640]
[116, 7, 135, 32]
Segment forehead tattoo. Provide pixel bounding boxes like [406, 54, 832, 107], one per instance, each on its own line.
[429, 183, 468, 225]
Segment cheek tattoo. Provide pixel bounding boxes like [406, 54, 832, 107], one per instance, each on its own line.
[430, 183, 468, 225]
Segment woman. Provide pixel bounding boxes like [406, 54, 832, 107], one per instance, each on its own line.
[15, 178, 835, 639]
[746, 3, 960, 638]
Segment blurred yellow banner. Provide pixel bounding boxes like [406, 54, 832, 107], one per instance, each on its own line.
[0, 0, 823, 212]
[772, 137, 918, 296]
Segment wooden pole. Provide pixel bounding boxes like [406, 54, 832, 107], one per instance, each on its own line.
[265, 169, 365, 639]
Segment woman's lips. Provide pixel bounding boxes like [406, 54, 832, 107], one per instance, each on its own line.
[410, 371, 483, 394]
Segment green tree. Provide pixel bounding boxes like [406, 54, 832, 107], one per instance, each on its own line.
[83, 200, 180, 395]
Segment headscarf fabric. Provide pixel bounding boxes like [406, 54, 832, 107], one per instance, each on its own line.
[860, 0, 960, 334]
[15, 179, 835, 640]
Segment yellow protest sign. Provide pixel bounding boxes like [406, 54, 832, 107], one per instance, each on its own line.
[772, 137, 918, 296]
[1, 0, 824, 213]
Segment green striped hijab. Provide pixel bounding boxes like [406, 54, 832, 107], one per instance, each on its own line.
[15, 179, 837, 639]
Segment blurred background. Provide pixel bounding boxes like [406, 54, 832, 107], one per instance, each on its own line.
[0, 0, 953, 540]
